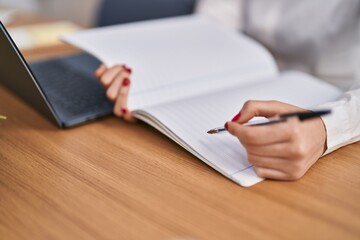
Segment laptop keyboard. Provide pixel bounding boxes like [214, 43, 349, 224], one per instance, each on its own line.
[29, 54, 113, 116]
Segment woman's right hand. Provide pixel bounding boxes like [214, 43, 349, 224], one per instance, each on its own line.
[95, 64, 135, 121]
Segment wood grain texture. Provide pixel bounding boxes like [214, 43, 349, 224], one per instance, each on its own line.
[0, 16, 360, 240]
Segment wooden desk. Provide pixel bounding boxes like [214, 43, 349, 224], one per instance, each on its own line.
[1, 16, 359, 240]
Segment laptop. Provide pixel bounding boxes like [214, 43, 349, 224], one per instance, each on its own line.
[0, 22, 114, 128]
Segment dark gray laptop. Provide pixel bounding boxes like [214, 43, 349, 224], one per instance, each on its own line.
[0, 22, 113, 128]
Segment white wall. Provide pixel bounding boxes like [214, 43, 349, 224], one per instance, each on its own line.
[0, 0, 101, 26]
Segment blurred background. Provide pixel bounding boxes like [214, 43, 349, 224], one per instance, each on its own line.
[0, 0, 100, 27]
[0, 0, 196, 51]
[2, 0, 357, 91]
[0, 0, 197, 27]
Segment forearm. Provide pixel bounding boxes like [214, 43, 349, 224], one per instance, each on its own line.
[316, 88, 360, 154]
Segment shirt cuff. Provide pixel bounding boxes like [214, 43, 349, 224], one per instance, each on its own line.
[313, 89, 360, 155]
[319, 104, 351, 155]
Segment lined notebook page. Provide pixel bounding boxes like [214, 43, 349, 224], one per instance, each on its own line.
[62, 15, 277, 109]
[135, 72, 342, 187]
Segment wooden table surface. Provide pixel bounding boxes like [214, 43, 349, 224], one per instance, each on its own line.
[0, 14, 360, 240]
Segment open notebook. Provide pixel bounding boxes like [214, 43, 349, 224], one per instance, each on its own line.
[62, 16, 342, 187]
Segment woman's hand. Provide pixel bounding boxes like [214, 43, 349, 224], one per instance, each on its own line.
[95, 64, 135, 121]
[225, 100, 327, 181]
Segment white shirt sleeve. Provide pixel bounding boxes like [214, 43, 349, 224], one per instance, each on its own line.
[315, 88, 360, 154]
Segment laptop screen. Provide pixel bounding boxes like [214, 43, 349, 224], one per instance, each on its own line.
[0, 22, 61, 126]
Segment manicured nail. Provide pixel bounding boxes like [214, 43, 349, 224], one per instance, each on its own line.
[121, 64, 129, 73]
[224, 122, 229, 130]
[124, 66, 132, 74]
[121, 108, 127, 114]
[231, 113, 241, 122]
[122, 78, 131, 87]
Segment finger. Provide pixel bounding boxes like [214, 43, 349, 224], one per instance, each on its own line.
[245, 142, 290, 158]
[121, 88, 136, 123]
[253, 166, 291, 180]
[227, 121, 293, 145]
[113, 99, 136, 121]
[124, 111, 137, 122]
[248, 154, 291, 171]
[113, 94, 125, 118]
[113, 77, 131, 118]
[117, 78, 136, 122]
[255, 165, 306, 181]
[106, 71, 130, 101]
[95, 64, 107, 78]
[234, 100, 304, 124]
[100, 65, 126, 88]
[120, 85, 136, 122]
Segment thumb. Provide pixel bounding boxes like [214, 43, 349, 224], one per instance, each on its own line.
[234, 100, 298, 123]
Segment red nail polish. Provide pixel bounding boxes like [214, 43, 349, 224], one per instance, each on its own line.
[122, 78, 131, 87]
[231, 113, 241, 122]
[224, 122, 229, 130]
[124, 67, 132, 74]
[121, 108, 127, 114]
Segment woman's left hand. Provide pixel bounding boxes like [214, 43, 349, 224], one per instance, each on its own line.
[226, 100, 327, 181]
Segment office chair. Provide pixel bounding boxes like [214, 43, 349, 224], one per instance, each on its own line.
[96, 0, 197, 27]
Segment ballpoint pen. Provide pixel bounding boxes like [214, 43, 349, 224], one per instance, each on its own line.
[207, 110, 331, 134]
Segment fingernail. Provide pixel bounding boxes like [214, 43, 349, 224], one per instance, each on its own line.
[231, 113, 241, 122]
[124, 66, 132, 74]
[122, 78, 131, 87]
[224, 122, 229, 130]
[121, 108, 127, 114]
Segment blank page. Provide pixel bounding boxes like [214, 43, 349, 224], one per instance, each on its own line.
[62, 15, 277, 109]
[135, 72, 342, 187]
